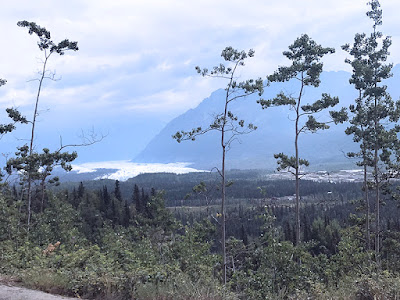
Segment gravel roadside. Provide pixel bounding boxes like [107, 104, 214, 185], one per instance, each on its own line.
[0, 283, 81, 300]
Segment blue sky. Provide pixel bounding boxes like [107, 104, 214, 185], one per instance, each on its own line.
[0, 0, 399, 163]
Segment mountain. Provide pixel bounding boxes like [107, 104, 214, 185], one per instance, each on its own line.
[133, 65, 400, 171]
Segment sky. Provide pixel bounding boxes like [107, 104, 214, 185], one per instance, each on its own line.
[0, 0, 400, 164]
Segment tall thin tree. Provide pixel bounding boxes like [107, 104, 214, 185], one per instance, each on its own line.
[259, 34, 345, 245]
[173, 46, 264, 284]
[11, 21, 78, 227]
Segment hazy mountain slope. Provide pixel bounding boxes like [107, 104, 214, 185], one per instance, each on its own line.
[134, 66, 400, 171]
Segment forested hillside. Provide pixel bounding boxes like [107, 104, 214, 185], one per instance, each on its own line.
[2, 176, 400, 299]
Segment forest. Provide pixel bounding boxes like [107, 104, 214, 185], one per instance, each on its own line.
[2, 0, 400, 299]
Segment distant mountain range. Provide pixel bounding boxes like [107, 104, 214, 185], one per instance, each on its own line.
[133, 65, 400, 171]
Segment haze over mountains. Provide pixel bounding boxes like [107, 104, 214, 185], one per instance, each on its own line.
[134, 65, 400, 171]
[9, 66, 400, 183]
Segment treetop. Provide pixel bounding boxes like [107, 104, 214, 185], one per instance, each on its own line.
[17, 20, 79, 55]
[268, 34, 334, 87]
[367, 0, 382, 29]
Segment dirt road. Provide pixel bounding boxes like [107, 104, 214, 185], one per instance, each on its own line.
[0, 283, 80, 300]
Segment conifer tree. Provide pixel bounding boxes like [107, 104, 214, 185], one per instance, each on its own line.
[132, 184, 141, 214]
[101, 185, 111, 216]
[259, 34, 346, 245]
[114, 180, 122, 202]
[173, 46, 264, 284]
[123, 200, 130, 227]
[341, 0, 400, 257]
[6, 21, 79, 227]
[111, 199, 117, 224]
[6, 146, 77, 211]
[78, 182, 85, 198]
[141, 187, 147, 215]
[71, 187, 78, 208]
[142, 191, 151, 219]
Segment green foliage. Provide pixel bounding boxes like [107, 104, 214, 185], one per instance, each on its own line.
[354, 271, 400, 300]
[274, 152, 309, 172]
[0, 108, 28, 136]
[382, 230, 400, 272]
[0, 192, 23, 243]
[6, 147, 77, 183]
[31, 194, 84, 248]
[266, 33, 334, 85]
[0, 188, 227, 299]
[3, 180, 400, 299]
[232, 239, 321, 299]
[308, 217, 341, 256]
[113, 180, 122, 202]
[331, 226, 373, 278]
[134, 272, 238, 300]
[17, 21, 78, 54]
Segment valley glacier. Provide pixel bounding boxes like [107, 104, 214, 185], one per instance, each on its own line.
[72, 160, 205, 181]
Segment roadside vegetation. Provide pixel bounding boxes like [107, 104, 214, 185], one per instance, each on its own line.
[2, 179, 400, 299]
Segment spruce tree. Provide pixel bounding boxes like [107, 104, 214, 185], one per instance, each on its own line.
[114, 180, 122, 202]
[132, 184, 141, 214]
[123, 200, 130, 227]
[78, 182, 85, 198]
[341, 0, 400, 257]
[141, 187, 147, 215]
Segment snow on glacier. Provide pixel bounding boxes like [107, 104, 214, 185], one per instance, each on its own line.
[72, 160, 204, 181]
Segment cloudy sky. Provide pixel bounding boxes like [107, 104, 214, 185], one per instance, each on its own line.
[0, 0, 399, 163]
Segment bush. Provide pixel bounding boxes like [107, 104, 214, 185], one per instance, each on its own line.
[355, 272, 400, 300]
[134, 273, 238, 300]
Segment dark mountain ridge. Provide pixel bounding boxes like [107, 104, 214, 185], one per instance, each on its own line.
[134, 66, 400, 171]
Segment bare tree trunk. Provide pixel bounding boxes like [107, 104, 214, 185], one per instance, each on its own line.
[41, 178, 46, 213]
[221, 84, 229, 285]
[364, 163, 371, 250]
[375, 147, 380, 260]
[221, 144, 227, 285]
[360, 88, 370, 251]
[295, 129, 300, 246]
[27, 54, 49, 228]
[373, 88, 380, 263]
[294, 74, 304, 246]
